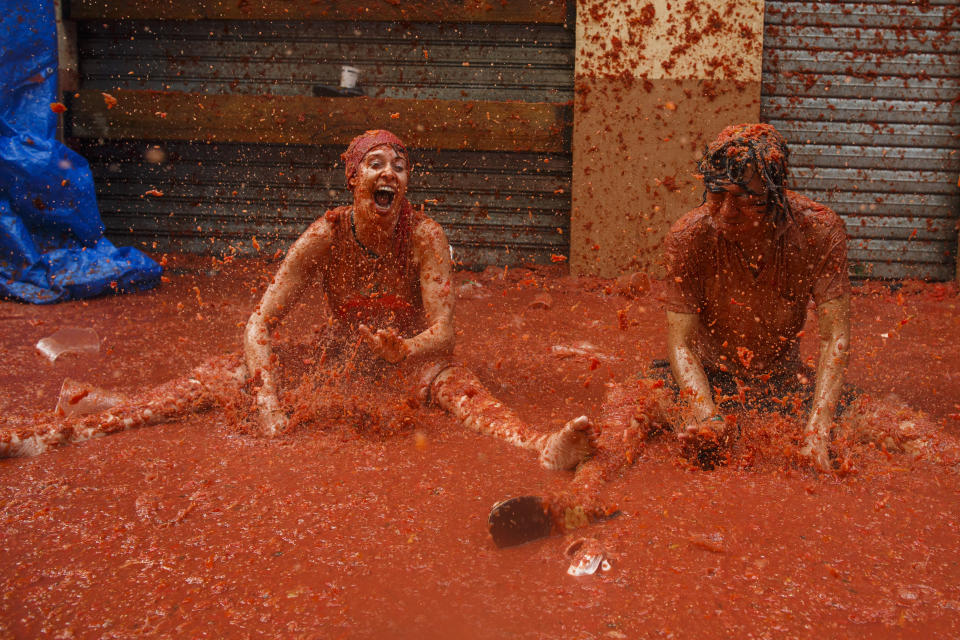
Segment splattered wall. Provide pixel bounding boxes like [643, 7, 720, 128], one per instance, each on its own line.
[571, 0, 765, 277]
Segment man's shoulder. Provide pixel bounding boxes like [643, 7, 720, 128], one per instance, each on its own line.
[786, 191, 846, 234]
[668, 205, 715, 243]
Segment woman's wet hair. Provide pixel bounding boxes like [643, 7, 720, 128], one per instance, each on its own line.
[697, 124, 791, 224]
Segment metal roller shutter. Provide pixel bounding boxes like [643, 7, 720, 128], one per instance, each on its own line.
[68, 19, 574, 266]
[761, 0, 959, 280]
[68, 139, 571, 265]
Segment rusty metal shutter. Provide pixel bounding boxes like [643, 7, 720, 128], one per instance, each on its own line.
[761, 0, 959, 280]
[67, 19, 574, 266]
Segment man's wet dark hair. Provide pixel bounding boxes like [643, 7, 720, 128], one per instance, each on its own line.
[697, 123, 791, 225]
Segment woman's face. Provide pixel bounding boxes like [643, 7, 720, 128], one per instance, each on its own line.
[350, 145, 409, 219]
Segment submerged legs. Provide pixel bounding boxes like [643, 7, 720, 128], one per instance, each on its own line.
[544, 379, 677, 527]
[839, 393, 959, 466]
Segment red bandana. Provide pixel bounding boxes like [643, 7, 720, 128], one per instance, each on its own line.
[341, 130, 408, 183]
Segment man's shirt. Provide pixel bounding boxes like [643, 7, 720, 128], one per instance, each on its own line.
[664, 191, 850, 380]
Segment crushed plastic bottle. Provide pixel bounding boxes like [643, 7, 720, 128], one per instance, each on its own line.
[35, 327, 100, 362]
[565, 537, 612, 576]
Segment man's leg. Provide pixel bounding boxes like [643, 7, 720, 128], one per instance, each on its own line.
[426, 363, 595, 471]
[0, 354, 246, 458]
[545, 378, 677, 528]
[839, 393, 959, 465]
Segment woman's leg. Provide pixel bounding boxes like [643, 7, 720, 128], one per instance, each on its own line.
[427, 363, 595, 471]
[0, 354, 246, 458]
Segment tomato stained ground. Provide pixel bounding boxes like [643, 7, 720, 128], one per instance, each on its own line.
[1, 256, 959, 639]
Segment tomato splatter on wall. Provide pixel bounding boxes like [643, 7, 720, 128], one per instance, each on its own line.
[571, 0, 765, 278]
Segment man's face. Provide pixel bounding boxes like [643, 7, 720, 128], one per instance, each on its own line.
[705, 165, 769, 237]
[350, 145, 409, 218]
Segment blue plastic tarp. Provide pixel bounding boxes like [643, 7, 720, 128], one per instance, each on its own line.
[0, 1, 160, 303]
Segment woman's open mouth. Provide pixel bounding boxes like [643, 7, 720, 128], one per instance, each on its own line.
[373, 186, 396, 210]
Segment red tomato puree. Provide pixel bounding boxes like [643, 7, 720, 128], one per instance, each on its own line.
[1, 256, 959, 638]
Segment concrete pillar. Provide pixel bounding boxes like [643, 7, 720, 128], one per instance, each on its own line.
[571, 0, 765, 277]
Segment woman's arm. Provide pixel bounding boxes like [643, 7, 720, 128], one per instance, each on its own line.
[244, 218, 331, 433]
[359, 218, 454, 363]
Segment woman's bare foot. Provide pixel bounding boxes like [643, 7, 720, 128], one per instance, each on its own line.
[539, 416, 596, 471]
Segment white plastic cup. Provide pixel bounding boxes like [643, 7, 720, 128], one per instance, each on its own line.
[339, 65, 360, 89]
[36, 327, 100, 362]
[55, 378, 126, 417]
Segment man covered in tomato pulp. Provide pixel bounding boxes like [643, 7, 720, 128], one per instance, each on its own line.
[541, 124, 952, 533]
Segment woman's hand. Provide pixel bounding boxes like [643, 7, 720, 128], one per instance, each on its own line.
[358, 324, 411, 364]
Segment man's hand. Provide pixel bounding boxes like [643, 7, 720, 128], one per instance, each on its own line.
[666, 310, 718, 423]
[799, 419, 832, 472]
[677, 416, 714, 443]
[256, 388, 288, 437]
[677, 414, 731, 446]
[358, 324, 411, 364]
[677, 414, 735, 469]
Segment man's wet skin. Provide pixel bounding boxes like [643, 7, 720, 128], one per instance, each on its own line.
[705, 167, 771, 241]
[660, 124, 854, 472]
[534, 123, 956, 536]
[675, 164, 780, 462]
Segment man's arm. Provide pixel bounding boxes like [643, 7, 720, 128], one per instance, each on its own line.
[800, 294, 850, 471]
[244, 219, 331, 433]
[358, 218, 454, 363]
[666, 310, 717, 424]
